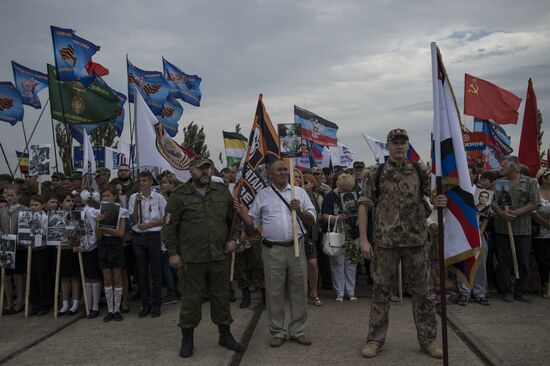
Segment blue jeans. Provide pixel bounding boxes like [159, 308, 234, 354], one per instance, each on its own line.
[458, 236, 488, 299]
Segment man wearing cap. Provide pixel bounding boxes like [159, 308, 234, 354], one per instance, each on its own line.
[128, 170, 167, 318]
[353, 161, 366, 191]
[357, 128, 447, 359]
[162, 156, 242, 358]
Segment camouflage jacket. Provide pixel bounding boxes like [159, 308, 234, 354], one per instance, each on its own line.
[359, 160, 431, 248]
[161, 181, 241, 263]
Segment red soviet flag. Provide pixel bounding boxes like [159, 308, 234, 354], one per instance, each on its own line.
[464, 73, 522, 124]
[518, 79, 541, 177]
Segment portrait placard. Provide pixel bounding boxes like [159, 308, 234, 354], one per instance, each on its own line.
[278, 123, 302, 158]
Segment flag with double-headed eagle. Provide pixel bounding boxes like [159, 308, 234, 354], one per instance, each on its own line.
[47, 64, 119, 125]
[431, 43, 481, 287]
[162, 58, 202, 107]
[50, 26, 100, 87]
[0, 82, 24, 125]
[127, 58, 169, 114]
[294, 105, 338, 147]
[12, 62, 48, 109]
[156, 98, 183, 137]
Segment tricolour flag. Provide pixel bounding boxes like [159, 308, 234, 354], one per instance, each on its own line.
[0, 81, 24, 125]
[50, 26, 100, 87]
[134, 87, 193, 181]
[472, 118, 513, 171]
[238, 95, 280, 208]
[16, 151, 29, 174]
[518, 79, 541, 177]
[463, 73, 522, 125]
[127, 58, 170, 114]
[223, 131, 247, 167]
[162, 58, 202, 107]
[431, 43, 481, 287]
[156, 98, 183, 137]
[12, 62, 48, 109]
[294, 105, 338, 147]
[362, 132, 422, 164]
[47, 64, 119, 125]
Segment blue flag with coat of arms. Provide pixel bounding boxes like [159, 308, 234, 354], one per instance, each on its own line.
[162, 58, 202, 107]
[11, 62, 48, 109]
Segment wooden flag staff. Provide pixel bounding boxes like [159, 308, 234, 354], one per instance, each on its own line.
[0, 267, 5, 317]
[289, 159, 300, 258]
[53, 244, 62, 319]
[436, 177, 449, 366]
[504, 206, 520, 279]
[24, 246, 32, 318]
[78, 252, 90, 316]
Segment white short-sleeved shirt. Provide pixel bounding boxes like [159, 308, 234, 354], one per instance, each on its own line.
[83, 205, 99, 251]
[128, 191, 166, 233]
[248, 184, 316, 242]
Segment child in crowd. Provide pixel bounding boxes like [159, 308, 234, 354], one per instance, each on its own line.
[95, 186, 127, 322]
[44, 192, 59, 211]
[29, 194, 51, 316]
[80, 190, 102, 319]
[0, 185, 28, 315]
[57, 191, 82, 316]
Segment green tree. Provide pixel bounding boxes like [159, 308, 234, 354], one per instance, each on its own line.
[91, 123, 117, 148]
[54, 122, 73, 175]
[182, 121, 210, 157]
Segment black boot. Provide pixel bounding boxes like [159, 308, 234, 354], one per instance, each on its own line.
[240, 287, 251, 308]
[218, 324, 242, 352]
[179, 328, 194, 358]
[261, 288, 266, 305]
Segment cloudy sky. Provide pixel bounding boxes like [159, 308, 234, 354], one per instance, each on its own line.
[0, 0, 549, 175]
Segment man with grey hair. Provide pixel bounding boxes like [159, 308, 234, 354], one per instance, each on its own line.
[491, 156, 540, 302]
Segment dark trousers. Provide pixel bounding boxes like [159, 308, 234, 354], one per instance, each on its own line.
[30, 249, 52, 311]
[495, 233, 531, 295]
[533, 238, 550, 286]
[161, 251, 179, 297]
[132, 231, 162, 306]
[315, 239, 332, 289]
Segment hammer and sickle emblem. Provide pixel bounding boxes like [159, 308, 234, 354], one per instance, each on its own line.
[467, 79, 479, 95]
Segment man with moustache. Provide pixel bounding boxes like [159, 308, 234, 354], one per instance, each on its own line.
[237, 159, 316, 348]
[162, 156, 242, 358]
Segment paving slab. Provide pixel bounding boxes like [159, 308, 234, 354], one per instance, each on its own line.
[241, 297, 483, 366]
[2, 295, 261, 366]
[447, 295, 550, 366]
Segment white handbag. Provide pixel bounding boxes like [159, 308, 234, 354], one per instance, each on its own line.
[322, 216, 345, 256]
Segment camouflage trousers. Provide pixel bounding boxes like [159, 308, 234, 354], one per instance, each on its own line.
[235, 236, 264, 290]
[367, 245, 437, 348]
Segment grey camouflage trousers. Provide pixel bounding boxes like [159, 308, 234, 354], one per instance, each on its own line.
[367, 245, 437, 348]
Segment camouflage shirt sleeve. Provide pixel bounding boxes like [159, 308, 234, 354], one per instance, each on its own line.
[161, 193, 183, 256]
[358, 166, 376, 207]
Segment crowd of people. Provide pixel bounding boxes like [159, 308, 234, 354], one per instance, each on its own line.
[0, 128, 548, 360]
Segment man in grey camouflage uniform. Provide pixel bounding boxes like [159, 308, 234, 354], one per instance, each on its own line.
[357, 128, 447, 359]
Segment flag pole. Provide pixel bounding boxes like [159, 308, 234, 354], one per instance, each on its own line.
[436, 176, 449, 366]
[50, 116, 60, 173]
[0, 142, 14, 178]
[14, 98, 50, 176]
[289, 158, 300, 258]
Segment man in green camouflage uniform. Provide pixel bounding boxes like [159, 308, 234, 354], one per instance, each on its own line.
[162, 156, 242, 358]
[357, 128, 447, 359]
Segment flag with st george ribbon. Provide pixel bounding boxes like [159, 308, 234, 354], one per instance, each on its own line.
[0, 82, 24, 125]
[156, 98, 183, 137]
[431, 43, 481, 288]
[50, 26, 100, 87]
[47, 64, 119, 125]
[238, 95, 280, 209]
[162, 58, 202, 107]
[12, 62, 48, 109]
[294, 105, 338, 147]
[127, 58, 169, 114]
[114, 91, 126, 137]
[463, 73, 522, 125]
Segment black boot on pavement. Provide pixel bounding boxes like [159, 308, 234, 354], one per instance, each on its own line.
[240, 287, 251, 308]
[179, 327, 194, 358]
[261, 288, 266, 305]
[218, 324, 242, 352]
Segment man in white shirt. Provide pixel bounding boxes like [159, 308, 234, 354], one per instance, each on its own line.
[237, 159, 316, 347]
[128, 171, 167, 318]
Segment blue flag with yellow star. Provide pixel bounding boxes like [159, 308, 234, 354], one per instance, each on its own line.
[12, 62, 48, 109]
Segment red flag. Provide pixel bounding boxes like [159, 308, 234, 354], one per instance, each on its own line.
[86, 59, 109, 77]
[518, 79, 541, 177]
[464, 73, 522, 124]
